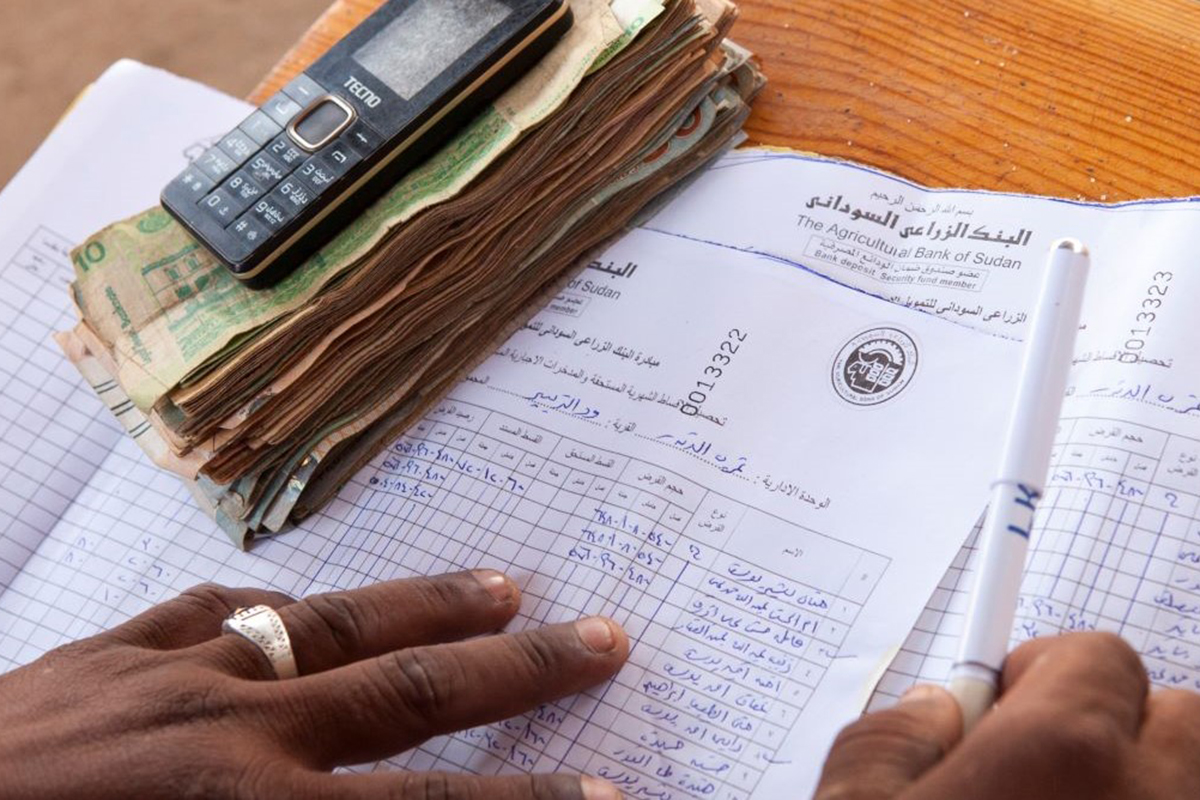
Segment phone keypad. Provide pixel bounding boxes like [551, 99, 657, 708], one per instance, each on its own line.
[227, 216, 270, 257]
[263, 92, 304, 128]
[343, 120, 379, 156]
[195, 148, 238, 182]
[267, 135, 307, 168]
[199, 189, 243, 225]
[250, 197, 291, 231]
[175, 168, 215, 200]
[282, 74, 325, 107]
[245, 151, 288, 190]
[224, 171, 267, 206]
[274, 179, 314, 212]
[321, 142, 362, 177]
[163, 75, 374, 272]
[294, 158, 338, 195]
[240, 111, 283, 145]
[219, 130, 258, 163]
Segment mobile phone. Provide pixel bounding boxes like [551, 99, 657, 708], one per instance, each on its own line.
[161, 0, 572, 288]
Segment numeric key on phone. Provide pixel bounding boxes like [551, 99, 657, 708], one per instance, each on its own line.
[199, 189, 242, 225]
[249, 197, 292, 231]
[223, 172, 266, 207]
[273, 180, 313, 214]
[295, 158, 337, 195]
[194, 147, 238, 183]
[218, 130, 258, 164]
[267, 135, 307, 169]
[245, 152, 288, 191]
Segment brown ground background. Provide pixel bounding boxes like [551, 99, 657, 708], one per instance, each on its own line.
[0, 0, 331, 190]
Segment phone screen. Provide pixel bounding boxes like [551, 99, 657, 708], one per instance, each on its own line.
[353, 0, 512, 100]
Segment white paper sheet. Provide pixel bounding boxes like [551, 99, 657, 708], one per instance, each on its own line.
[646, 150, 1200, 709]
[0, 78, 1025, 797]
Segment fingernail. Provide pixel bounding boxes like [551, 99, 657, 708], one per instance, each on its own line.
[576, 617, 617, 654]
[472, 569, 515, 603]
[581, 775, 622, 800]
[899, 684, 944, 705]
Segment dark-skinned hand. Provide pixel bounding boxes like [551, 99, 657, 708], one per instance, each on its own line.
[0, 570, 628, 799]
[814, 632, 1200, 800]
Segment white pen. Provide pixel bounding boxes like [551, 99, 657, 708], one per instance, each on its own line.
[948, 238, 1090, 731]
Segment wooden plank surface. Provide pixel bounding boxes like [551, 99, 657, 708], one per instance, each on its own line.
[252, 0, 1200, 202]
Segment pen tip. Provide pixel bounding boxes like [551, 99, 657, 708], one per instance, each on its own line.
[1051, 237, 1088, 256]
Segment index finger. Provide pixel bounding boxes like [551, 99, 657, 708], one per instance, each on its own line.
[997, 631, 1148, 735]
[905, 634, 1149, 800]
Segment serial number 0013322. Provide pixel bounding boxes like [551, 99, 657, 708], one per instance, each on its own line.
[681, 328, 748, 417]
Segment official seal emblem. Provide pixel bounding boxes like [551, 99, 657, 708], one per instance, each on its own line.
[831, 327, 918, 406]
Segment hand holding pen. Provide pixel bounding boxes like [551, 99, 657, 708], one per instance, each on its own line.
[950, 238, 1090, 729]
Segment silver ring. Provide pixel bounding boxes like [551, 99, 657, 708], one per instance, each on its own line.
[221, 605, 298, 680]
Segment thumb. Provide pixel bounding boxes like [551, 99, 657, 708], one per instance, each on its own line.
[813, 685, 963, 800]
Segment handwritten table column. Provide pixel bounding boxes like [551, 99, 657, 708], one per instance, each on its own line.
[583, 493, 888, 800]
[1017, 419, 1162, 639]
[1141, 432, 1200, 687]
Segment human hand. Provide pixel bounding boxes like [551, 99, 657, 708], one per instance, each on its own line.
[0, 571, 628, 799]
[813, 632, 1200, 799]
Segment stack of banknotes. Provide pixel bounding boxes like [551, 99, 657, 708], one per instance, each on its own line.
[57, 0, 763, 547]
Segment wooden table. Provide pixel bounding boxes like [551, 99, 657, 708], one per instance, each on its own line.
[254, 0, 1200, 202]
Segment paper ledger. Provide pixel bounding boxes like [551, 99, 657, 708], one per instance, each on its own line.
[646, 150, 1200, 706]
[0, 65, 1025, 798]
